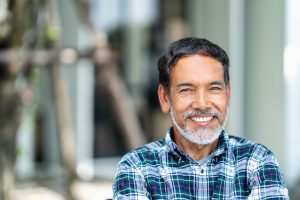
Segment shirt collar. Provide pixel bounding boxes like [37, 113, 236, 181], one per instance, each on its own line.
[165, 127, 230, 160]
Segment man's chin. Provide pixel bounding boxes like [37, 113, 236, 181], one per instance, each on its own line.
[183, 128, 222, 145]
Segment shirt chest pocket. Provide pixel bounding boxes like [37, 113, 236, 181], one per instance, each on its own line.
[159, 165, 210, 199]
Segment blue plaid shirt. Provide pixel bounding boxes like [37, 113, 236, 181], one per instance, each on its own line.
[113, 129, 289, 199]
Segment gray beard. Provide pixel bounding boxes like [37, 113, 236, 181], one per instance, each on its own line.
[170, 107, 226, 145]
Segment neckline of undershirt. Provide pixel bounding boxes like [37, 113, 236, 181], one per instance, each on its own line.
[196, 151, 215, 165]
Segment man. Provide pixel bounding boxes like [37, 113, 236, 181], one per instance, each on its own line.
[113, 37, 289, 199]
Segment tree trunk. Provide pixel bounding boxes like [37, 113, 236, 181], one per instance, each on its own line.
[49, 64, 77, 199]
[0, 79, 22, 200]
[0, 0, 62, 199]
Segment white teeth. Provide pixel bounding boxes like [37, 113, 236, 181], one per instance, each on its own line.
[191, 116, 213, 122]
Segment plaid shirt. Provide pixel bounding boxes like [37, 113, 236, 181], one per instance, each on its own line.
[113, 128, 289, 199]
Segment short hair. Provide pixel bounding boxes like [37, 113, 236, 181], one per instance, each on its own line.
[157, 37, 230, 90]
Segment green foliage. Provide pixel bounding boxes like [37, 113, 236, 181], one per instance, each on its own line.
[27, 68, 41, 84]
[15, 146, 22, 158]
[43, 26, 60, 46]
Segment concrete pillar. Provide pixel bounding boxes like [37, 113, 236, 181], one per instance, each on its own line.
[187, 0, 230, 51]
[284, 0, 300, 187]
[244, 0, 285, 169]
[228, 0, 245, 137]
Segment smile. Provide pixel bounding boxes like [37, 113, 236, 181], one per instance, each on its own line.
[190, 116, 213, 122]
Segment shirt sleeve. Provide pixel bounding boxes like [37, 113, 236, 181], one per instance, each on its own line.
[113, 162, 151, 200]
[248, 154, 289, 200]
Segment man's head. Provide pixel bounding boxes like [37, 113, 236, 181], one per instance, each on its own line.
[157, 37, 230, 145]
[158, 37, 229, 91]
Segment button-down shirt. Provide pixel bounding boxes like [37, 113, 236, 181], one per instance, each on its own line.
[113, 128, 289, 199]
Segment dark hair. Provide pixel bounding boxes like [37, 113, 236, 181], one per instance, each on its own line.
[157, 37, 229, 90]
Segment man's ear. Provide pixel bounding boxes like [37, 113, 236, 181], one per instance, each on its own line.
[158, 84, 171, 113]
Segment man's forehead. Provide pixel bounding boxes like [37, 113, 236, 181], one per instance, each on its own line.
[170, 55, 224, 77]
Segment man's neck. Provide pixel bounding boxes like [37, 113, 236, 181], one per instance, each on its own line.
[173, 130, 219, 161]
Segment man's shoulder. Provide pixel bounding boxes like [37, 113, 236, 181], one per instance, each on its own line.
[117, 139, 166, 168]
[227, 134, 274, 160]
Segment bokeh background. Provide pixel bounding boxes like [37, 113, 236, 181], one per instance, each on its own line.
[0, 0, 300, 199]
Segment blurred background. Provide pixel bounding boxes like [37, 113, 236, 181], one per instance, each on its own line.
[0, 0, 300, 199]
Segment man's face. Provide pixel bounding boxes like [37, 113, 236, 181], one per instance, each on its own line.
[158, 54, 230, 145]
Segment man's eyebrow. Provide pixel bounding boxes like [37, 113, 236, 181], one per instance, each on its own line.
[175, 82, 193, 87]
[210, 81, 225, 86]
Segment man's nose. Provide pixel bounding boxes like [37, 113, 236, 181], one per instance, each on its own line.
[191, 90, 210, 110]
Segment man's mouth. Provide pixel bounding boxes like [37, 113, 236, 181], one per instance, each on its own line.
[190, 116, 213, 123]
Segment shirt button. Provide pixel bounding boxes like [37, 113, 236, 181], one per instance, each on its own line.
[200, 168, 205, 173]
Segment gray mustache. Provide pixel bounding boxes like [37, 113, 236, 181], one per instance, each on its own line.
[183, 110, 222, 120]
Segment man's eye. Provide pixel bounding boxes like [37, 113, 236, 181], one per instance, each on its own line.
[179, 88, 192, 93]
[211, 87, 222, 91]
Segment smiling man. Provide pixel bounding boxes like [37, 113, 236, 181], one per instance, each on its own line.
[113, 38, 289, 199]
